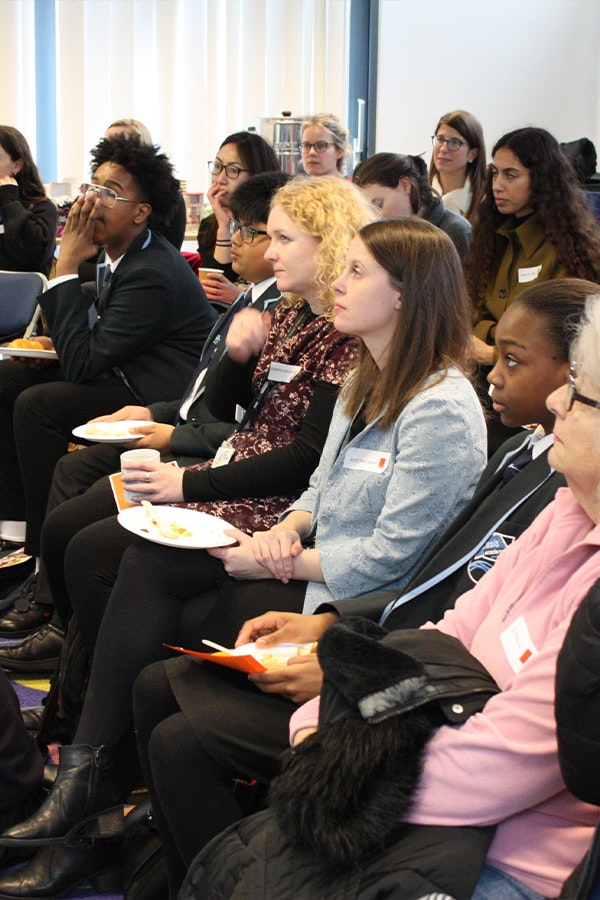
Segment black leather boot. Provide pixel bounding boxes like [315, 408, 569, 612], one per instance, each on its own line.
[0, 745, 124, 847]
[0, 839, 122, 898]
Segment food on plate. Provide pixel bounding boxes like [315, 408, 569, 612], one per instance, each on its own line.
[6, 338, 44, 349]
[84, 423, 135, 438]
[140, 500, 193, 541]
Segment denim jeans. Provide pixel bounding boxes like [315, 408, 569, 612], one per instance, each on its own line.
[470, 864, 545, 900]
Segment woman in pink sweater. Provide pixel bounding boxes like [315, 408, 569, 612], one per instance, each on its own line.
[290, 295, 600, 898]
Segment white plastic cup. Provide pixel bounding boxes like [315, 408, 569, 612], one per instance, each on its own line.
[120, 448, 160, 504]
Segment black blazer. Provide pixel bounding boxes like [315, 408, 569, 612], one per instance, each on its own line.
[149, 279, 282, 461]
[323, 431, 566, 629]
[40, 229, 217, 404]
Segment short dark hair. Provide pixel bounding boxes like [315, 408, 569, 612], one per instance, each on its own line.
[89, 134, 180, 230]
[219, 132, 281, 176]
[511, 277, 595, 361]
[0, 125, 46, 205]
[353, 152, 434, 213]
[229, 171, 291, 224]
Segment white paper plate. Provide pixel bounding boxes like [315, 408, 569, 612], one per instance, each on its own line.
[0, 346, 58, 360]
[117, 506, 238, 549]
[71, 420, 151, 443]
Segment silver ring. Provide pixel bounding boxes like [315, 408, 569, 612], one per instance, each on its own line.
[144, 473, 151, 482]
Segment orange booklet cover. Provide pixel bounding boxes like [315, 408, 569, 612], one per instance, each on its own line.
[164, 644, 267, 673]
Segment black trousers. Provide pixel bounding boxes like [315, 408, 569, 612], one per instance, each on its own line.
[0, 668, 44, 812]
[0, 359, 134, 555]
[134, 659, 297, 899]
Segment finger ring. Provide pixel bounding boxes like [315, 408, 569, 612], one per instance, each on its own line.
[144, 473, 151, 482]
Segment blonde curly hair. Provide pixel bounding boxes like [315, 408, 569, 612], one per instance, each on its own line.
[270, 175, 375, 314]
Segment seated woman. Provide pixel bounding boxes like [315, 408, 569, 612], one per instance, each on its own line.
[29, 176, 371, 646]
[428, 109, 486, 222]
[277, 294, 600, 899]
[299, 113, 349, 178]
[353, 151, 472, 258]
[0, 126, 57, 278]
[0, 219, 487, 898]
[130, 276, 592, 899]
[197, 131, 281, 305]
[467, 126, 600, 367]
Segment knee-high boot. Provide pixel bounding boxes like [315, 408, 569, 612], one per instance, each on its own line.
[0, 744, 123, 847]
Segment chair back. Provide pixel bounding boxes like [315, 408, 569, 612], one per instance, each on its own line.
[0, 271, 48, 342]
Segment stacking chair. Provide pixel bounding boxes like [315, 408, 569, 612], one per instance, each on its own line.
[0, 270, 48, 343]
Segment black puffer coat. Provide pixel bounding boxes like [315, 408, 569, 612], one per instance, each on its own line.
[179, 619, 499, 900]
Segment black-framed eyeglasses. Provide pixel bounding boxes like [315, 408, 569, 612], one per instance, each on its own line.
[298, 141, 336, 154]
[208, 161, 249, 179]
[567, 368, 600, 412]
[229, 219, 268, 244]
[80, 183, 138, 209]
[431, 135, 466, 152]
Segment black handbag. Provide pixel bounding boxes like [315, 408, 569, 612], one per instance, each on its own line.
[122, 798, 168, 900]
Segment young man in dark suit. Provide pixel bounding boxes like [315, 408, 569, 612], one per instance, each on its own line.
[0, 134, 216, 565]
[0, 172, 289, 668]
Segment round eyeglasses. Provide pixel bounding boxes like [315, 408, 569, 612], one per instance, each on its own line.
[80, 183, 137, 208]
[298, 141, 336, 154]
[566, 368, 600, 412]
[229, 219, 268, 245]
[208, 161, 249, 180]
[431, 135, 466, 152]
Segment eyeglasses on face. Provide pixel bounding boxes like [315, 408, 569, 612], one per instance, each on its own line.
[80, 183, 137, 208]
[299, 141, 336, 154]
[208, 161, 249, 180]
[431, 135, 466, 152]
[566, 368, 600, 412]
[229, 219, 268, 244]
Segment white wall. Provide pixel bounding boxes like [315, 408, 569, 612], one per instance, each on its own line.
[376, 0, 600, 165]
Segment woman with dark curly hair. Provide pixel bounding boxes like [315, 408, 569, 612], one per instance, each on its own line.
[467, 126, 600, 368]
[428, 109, 486, 223]
[0, 126, 57, 276]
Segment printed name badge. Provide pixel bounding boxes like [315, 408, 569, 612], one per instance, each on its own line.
[518, 265, 543, 284]
[211, 440, 235, 469]
[500, 615, 539, 673]
[268, 362, 302, 383]
[343, 448, 390, 473]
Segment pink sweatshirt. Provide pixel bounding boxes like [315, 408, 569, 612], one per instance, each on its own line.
[290, 488, 600, 897]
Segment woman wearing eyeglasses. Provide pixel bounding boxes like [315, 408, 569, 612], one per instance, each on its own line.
[299, 114, 349, 178]
[428, 110, 486, 223]
[0, 126, 57, 278]
[353, 152, 472, 258]
[197, 132, 281, 305]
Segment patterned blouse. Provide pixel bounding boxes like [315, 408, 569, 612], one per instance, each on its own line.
[177, 300, 359, 532]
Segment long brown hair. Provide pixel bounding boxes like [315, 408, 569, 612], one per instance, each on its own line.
[0, 126, 47, 206]
[343, 219, 471, 429]
[428, 110, 486, 223]
[465, 127, 600, 308]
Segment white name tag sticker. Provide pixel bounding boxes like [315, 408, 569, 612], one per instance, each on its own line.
[343, 448, 390, 473]
[0, 225, 4, 234]
[268, 362, 301, 383]
[235, 404, 246, 424]
[500, 615, 538, 673]
[518, 265, 542, 284]
[211, 441, 235, 468]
